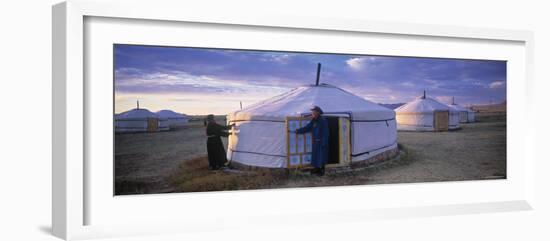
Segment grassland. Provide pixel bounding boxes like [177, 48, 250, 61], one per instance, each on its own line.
[114, 113, 506, 195]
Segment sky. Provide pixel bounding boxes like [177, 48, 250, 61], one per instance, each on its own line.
[114, 44, 507, 115]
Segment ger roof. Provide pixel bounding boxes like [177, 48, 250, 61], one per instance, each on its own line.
[228, 83, 395, 121]
[156, 110, 188, 118]
[115, 108, 160, 120]
[395, 96, 453, 114]
[448, 103, 469, 112]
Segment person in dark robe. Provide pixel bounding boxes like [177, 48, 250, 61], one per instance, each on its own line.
[295, 106, 329, 176]
[205, 114, 234, 170]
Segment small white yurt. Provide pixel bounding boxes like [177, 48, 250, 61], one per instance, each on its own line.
[467, 109, 476, 122]
[115, 102, 169, 133]
[448, 110, 460, 130]
[447, 97, 470, 123]
[226, 83, 398, 169]
[395, 91, 460, 131]
[156, 110, 189, 128]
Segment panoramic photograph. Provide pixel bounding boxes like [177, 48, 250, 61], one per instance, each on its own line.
[113, 44, 507, 195]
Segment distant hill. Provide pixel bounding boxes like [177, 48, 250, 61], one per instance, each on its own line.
[379, 103, 405, 110]
[470, 101, 507, 112]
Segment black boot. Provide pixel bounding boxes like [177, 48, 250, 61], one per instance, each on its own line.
[318, 166, 325, 176]
[310, 168, 319, 175]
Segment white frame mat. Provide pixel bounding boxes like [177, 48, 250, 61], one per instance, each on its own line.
[53, 0, 535, 240]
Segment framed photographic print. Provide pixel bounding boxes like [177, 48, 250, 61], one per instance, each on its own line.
[52, 0, 535, 240]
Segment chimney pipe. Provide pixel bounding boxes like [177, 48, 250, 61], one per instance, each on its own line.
[315, 63, 321, 86]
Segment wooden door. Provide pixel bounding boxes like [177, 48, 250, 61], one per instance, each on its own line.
[147, 118, 158, 132]
[338, 117, 351, 165]
[286, 116, 312, 169]
[286, 116, 351, 168]
[434, 111, 449, 131]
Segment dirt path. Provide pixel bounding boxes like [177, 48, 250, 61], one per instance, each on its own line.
[366, 121, 506, 185]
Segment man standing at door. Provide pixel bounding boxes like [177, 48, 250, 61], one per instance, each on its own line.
[295, 106, 329, 176]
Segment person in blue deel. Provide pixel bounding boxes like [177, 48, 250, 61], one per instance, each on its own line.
[295, 106, 329, 176]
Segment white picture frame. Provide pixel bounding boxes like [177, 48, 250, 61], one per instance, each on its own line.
[52, 0, 535, 240]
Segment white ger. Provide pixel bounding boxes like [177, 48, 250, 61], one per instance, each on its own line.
[226, 83, 398, 169]
[395, 91, 460, 131]
[115, 101, 169, 133]
[156, 110, 189, 128]
[447, 97, 475, 123]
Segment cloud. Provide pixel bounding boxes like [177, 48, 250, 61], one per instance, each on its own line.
[115, 69, 290, 96]
[401, 81, 415, 87]
[425, 79, 438, 84]
[424, 79, 442, 89]
[261, 53, 294, 64]
[346, 57, 376, 70]
[489, 81, 505, 89]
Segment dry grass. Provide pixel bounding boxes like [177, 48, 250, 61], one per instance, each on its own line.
[168, 156, 284, 192]
[167, 147, 417, 193]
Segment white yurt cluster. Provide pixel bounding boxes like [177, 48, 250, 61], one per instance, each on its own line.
[395, 91, 460, 131]
[226, 83, 398, 169]
[115, 101, 187, 133]
[156, 110, 189, 128]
